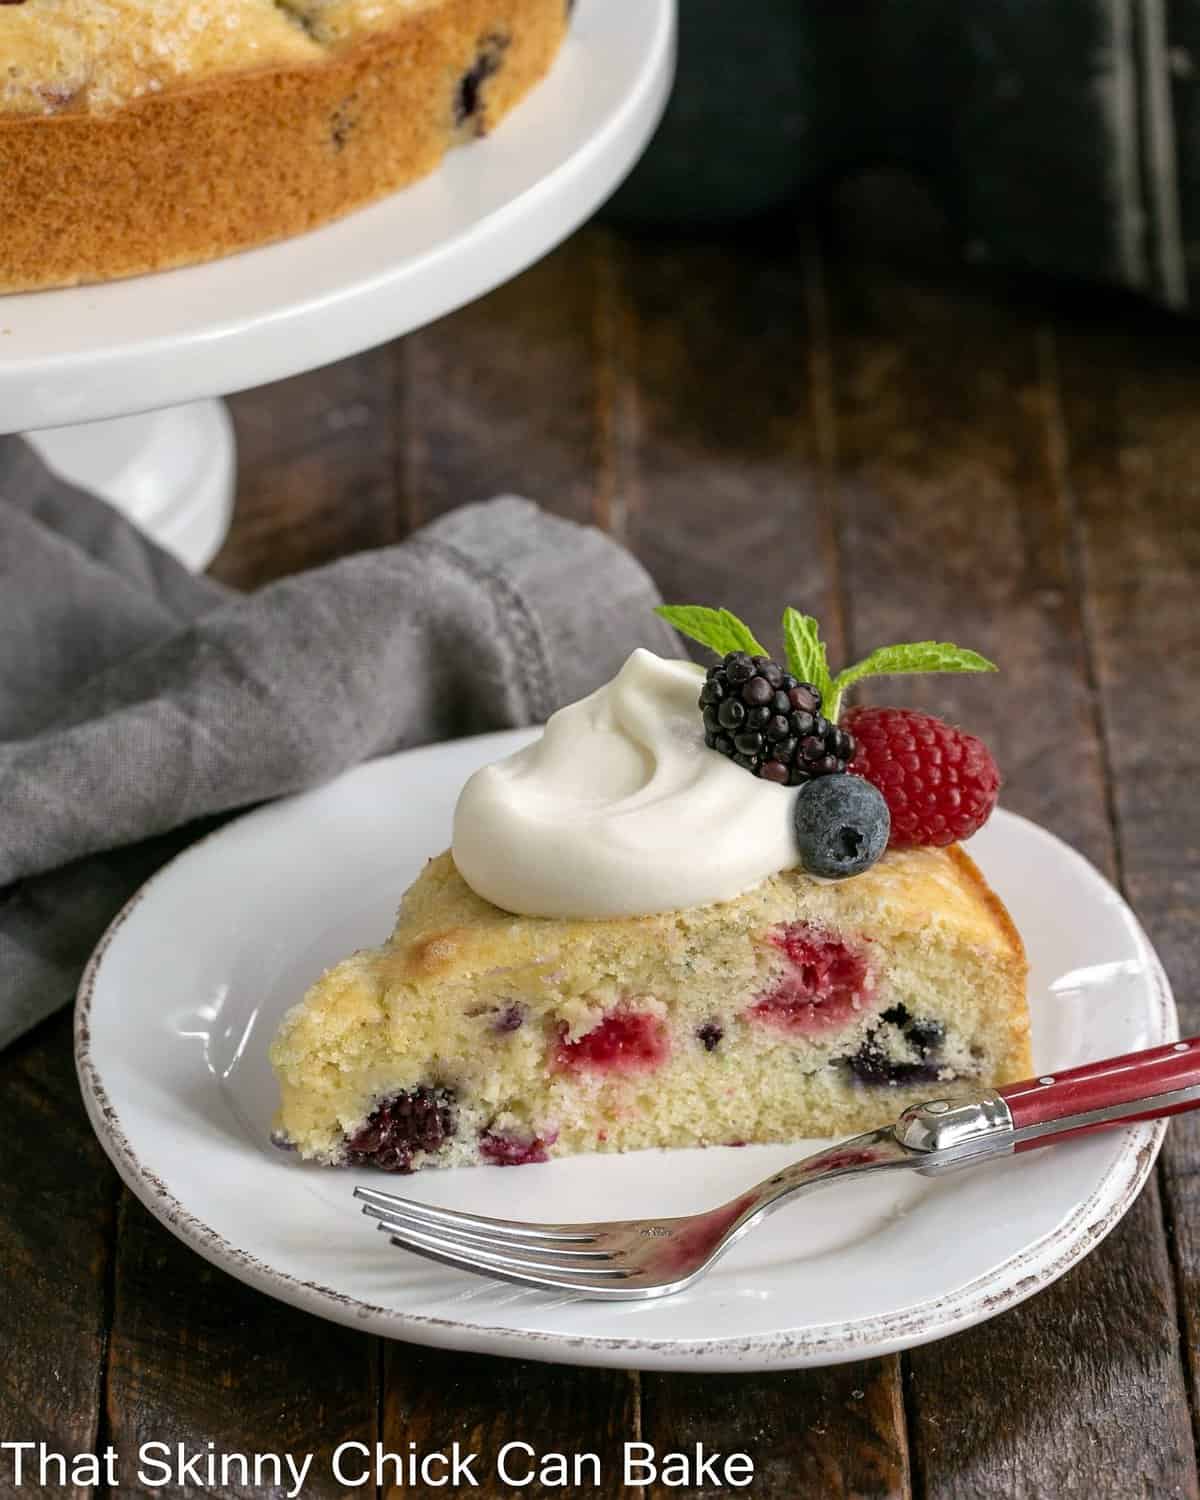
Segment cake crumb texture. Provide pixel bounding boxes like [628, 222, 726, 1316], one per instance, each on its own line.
[0, 0, 568, 290]
[270, 845, 1032, 1170]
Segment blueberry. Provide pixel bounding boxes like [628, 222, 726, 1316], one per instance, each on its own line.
[792, 775, 889, 878]
[455, 33, 510, 128]
[907, 1019, 945, 1055]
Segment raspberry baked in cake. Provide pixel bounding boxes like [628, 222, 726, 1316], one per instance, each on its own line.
[0, 0, 569, 292]
[270, 607, 1031, 1172]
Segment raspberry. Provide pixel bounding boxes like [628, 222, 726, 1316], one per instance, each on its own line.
[745, 923, 874, 1035]
[841, 706, 1000, 848]
[699, 652, 853, 785]
[552, 1009, 670, 1075]
[479, 1129, 556, 1167]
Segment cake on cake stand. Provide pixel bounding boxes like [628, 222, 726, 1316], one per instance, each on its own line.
[0, 0, 674, 570]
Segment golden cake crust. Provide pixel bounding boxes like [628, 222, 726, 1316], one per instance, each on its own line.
[395, 844, 1024, 981]
[0, 0, 567, 292]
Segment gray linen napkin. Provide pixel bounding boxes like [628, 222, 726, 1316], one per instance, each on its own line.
[0, 436, 676, 1050]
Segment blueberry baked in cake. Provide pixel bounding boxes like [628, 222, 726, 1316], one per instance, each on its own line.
[0, 0, 570, 292]
[270, 606, 1030, 1171]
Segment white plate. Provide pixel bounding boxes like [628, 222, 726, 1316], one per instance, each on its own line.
[76, 731, 1176, 1371]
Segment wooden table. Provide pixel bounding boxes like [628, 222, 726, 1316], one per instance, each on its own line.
[4, 215, 1198, 1499]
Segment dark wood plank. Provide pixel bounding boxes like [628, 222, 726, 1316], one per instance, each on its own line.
[1053, 308, 1200, 1446]
[613, 225, 909, 1494]
[903, 1191, 1193, 1500]
[401, 233, 610, 531]
[0, 1012, 115, 1500]
[615, 229, 843, 647]
[214, 344, 401, 589]
[825, 269, 1112, 866]
[639, 1363, 909, 1500]
[104, 1195, 377, 1500]
[823, 241, 1198, 1499]
[381, 1348, 637, 1499]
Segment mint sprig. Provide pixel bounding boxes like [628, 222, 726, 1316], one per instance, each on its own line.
[781, 607, 834, 708]
[657, 602, 996, 720]
[654, 605, 767, 659]
[828, 642, 996, 718]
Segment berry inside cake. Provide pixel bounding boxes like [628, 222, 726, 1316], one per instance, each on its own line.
[270, 625, 1030, 1172]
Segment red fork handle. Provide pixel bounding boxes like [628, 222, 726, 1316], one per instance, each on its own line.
[1000, 1037, 1200, 1152]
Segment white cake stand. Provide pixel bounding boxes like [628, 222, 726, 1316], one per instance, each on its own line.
[0, 0, 674, 569]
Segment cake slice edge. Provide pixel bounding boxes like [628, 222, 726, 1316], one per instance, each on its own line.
[270, 845, 1030, 1171]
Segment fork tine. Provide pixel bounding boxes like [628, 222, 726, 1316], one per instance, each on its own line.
[358, 1202, 616, 1258]
[353, 1184, 601, 1243]
[381, 1232, 640, 1297]
[375, 1217, 636, 1285]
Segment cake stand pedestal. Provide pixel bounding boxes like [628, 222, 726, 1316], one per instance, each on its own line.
[27, 402, 236, 570]
[1, 0, 674, 571]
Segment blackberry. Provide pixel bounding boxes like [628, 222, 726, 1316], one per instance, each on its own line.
[699, 653, 854, 783]
[345, 1085, 456, 1172]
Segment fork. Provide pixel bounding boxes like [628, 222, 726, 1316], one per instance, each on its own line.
[354, 1036, 1200, 1300]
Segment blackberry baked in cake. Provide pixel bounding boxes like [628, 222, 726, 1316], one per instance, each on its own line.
[0, 0, 570, 292]
[270, 609, 1031, 1172]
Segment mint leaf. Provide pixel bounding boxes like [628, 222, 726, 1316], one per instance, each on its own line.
[655, 605, 767, 659]
[781, 608, 833, 704]
[829, 641, 997, 719]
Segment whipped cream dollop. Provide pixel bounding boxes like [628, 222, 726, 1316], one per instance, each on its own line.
[452, 649, 800, 918]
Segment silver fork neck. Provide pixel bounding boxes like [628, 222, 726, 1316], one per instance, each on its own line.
[894, 1088, 1015, 1174]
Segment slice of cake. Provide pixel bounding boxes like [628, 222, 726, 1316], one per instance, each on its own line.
[270, 610, 1031, 1172]
[270, 842, 1028, 1170]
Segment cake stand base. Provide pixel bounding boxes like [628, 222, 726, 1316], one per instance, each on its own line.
[26, 400, 236, 572]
